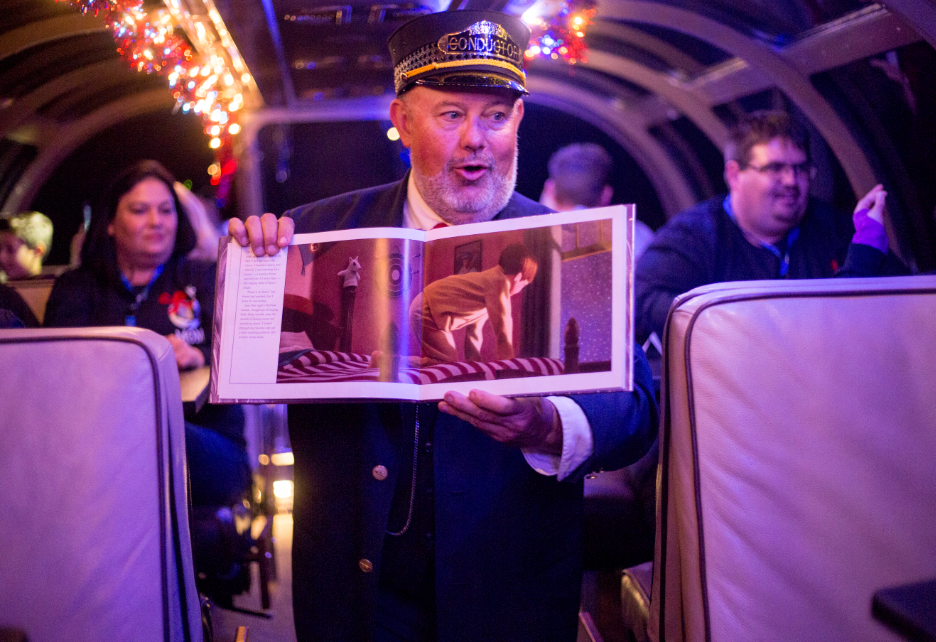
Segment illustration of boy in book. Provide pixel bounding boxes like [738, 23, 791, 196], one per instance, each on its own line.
[408, 243, 538, 364]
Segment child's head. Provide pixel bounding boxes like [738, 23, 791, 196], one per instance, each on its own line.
[0, 211, 53, 280]
[498, 243, 538, 294]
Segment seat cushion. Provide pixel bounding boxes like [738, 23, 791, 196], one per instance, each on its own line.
[0, 327, 200, 642]
[652, 276, 936, 642]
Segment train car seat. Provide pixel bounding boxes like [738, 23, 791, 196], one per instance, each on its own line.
[644, 275, 936, 641]
[0, 327, 204, 642]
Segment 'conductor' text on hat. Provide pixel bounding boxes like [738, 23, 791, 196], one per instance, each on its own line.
[388, 11, 531, 96]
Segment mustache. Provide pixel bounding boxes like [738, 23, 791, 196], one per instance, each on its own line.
[447, 154, 496, 170]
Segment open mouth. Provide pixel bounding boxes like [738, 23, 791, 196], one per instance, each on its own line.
[455, 164, 488, 181]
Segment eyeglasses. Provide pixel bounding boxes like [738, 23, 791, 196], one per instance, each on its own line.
[744, 161, 816, 180]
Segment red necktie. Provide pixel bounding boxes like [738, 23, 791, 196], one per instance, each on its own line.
[432, 222, 448, 230]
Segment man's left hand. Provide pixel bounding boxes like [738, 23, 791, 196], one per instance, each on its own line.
[440, 390, 563, 455]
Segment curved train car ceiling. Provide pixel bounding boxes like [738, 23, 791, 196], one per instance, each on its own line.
[1, 0, 934, 270]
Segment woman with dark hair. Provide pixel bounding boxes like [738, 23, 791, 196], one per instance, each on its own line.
[47, 161, 202, 347]
[45, 160, 250, 511]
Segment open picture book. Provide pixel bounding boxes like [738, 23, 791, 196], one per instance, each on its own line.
[210, 205, 635, 403]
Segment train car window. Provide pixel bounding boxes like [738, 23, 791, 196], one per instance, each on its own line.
[648, 0, 873, 42]
[256, 120, 409, 214]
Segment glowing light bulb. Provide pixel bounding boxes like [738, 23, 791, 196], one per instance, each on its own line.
[210, 137, 221, 149]
[520, 7, 542, 24]
[229, 123, 241, 135]
[386, 127, 400, 141]
[273, 480, 293, 499]
[271, 452, 294, 466]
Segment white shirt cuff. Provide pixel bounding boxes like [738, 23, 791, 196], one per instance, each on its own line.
[523, 396, 594, 481]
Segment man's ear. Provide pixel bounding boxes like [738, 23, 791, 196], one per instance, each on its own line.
[599, 184, 613, 207]
[510, 271, 530, 294]
[389, 98, 413, 149]
[724, 160, 742, 191]
[34, 242, 47, 259]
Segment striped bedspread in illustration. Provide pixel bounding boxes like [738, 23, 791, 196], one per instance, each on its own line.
[276, 349, 564, 384]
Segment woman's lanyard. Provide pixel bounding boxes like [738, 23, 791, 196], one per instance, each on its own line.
[723, 196, 799, 277]
[120, 264, 164, 327]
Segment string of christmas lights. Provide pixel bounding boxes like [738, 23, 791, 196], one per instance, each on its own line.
[524, 0, 597, 64]
[55, 0, 245, 203]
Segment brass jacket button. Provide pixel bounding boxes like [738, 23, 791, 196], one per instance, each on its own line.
[359, 558, 373, 573]
[372, 465, 388, 481]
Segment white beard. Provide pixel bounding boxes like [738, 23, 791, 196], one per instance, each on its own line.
[413, 147, 518, 225]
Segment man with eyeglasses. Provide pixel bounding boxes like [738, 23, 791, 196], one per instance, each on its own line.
[635, 109, 907, 342]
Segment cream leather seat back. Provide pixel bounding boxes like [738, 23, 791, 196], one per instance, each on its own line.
[650, 276, 936, 642]
[0, 327, 202, 642]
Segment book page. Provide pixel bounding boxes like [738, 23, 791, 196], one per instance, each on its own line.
[229, 248, 287, 383]
[412, 205, 633, 400]
[213, 227, 425, 402]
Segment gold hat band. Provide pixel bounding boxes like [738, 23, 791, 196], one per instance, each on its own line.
[401, 58, 526, 82]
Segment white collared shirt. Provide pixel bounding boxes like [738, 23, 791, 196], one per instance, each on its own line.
[403, 173, 594, 480]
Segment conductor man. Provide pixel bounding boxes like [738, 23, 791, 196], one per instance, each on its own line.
[231, 10, 658, 641]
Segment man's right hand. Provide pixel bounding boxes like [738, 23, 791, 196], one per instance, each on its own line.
[228, 213, 294, 256]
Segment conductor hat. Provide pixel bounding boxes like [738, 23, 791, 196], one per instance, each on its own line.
[388, 10, 530, 96]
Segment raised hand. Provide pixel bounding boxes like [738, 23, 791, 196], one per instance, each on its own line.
[228, 213, 294, 256]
